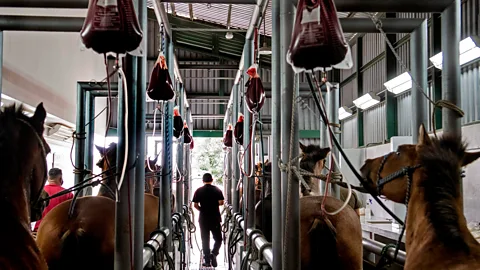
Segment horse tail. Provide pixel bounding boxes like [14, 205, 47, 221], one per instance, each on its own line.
[57, 228, 86, 269]
[308, 216, 340, 270]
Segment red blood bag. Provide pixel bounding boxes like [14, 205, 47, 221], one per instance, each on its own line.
[287, 0, 353, 73]
[173, 106, 184, 139]
[80, 0, 143, 55]
[223, 124, 233, 148]
[245, 65, 266, 114]
[183, 121, 193, 144]
[234, 114, 244, 146]
[147, 53, 176, 102]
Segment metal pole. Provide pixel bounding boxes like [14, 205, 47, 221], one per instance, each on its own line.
[441, 0, 462, 137]
[271, 0, 282, 267]
[232, 84, 240, 213]
[280, 0, 299, 268]
[326, 83, 340, 199]
[243, 39, 255, 229]
[441, 0, 462, 210]
[183, 107, 191, 207]
[115, 56, 137, 270]
[84, 91, 95, 196]
[176, 83, 185, 212]
[410, 20, 428, 143]
[160, 36, 174, 249]
[74, 84, 86, 197]
[134, 0, 147, 268]
[319, 92, 327, 195]
[0, 31, 3, 102]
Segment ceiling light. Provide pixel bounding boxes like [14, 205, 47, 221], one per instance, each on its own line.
[353, 93, 380, 110]
[429, 36, 480, 69]
[384, 72, 412, 95]
[225, 31, 234, 40]
[258, 42, 271, 55]
[338, 106, 353, 120]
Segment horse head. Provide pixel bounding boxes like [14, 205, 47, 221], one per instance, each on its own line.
[360, 124, 480, 204]
[0, 103, 51, 222]
[299, 142, 330, 196]
[95, 143, 117, 198]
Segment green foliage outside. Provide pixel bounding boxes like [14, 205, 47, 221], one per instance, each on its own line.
[192, 138, 225, 185]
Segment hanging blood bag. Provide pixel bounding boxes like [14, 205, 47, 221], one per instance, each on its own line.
[223, 124, 233, 148]
[286, 0, 353, 73]
[234, 114, 244, 146]
[80, 0, 143, 55]
[245, 65, 266, 114]
[184, 122, 192, 144]
[147, 53, 176, 102]
[173, 106, 184, 139]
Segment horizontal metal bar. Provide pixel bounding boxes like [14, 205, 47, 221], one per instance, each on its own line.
[173, 28, 246, 32]
[362, 238, 406, 265]
[188, 95, 231, 100]
[184, 77, 235, 80]
[339, 18, 424, 33]
[180, 64, 239, 70]
[142, 227, 170, 268]
[0, 0, 88, 8]
[0, 15, 84, 32]
[161, 0, 256, 4]
[331, 0, 453, 12]
[78, 82, 119, 91]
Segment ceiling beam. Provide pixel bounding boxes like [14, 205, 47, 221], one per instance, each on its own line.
[0, 0, 453, 12]
[179, 64, 239, 69]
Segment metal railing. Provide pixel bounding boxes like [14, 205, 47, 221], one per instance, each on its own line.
[226, 204, 273, 268]
[363, 238, 406, 265]
[143, 227, 170, 268]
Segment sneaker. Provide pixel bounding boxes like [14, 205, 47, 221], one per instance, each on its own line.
[210, 254, 218, 267]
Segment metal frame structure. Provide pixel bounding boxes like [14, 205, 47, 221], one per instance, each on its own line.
[221, 1, 461, 269]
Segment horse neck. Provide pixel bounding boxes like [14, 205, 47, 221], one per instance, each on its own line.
[0, 171, 31, 232]
[405, 176, 480, 268]
[97, 170, 116, 200]
[305, 164, 322, 196]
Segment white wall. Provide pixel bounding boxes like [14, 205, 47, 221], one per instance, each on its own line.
[341, 123, 480, 223]
[0, 8, 108, 135]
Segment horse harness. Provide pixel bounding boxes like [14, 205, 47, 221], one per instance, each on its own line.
[17, 118, 49, 221]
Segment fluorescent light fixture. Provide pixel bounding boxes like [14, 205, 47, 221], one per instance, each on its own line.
[384, 72, 412, 94]
[429, 36, 480, 69]
[338, 106, 353, 120]
[353, 93, 380, 110]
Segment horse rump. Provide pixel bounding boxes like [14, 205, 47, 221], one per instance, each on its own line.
[307, 216, 340, 270]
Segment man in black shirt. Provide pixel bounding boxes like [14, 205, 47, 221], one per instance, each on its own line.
[192, 173, 225, 267]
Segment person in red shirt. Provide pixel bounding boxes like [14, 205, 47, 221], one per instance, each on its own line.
[33, 168, 74, 231]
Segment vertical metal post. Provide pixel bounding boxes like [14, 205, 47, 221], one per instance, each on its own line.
[183, 107, 191, 207]
[0, 31, 3, 101]
[243, 39, 255, 229]
[74, 84, 86, 197]
[441, 0, 462, 137]
[176, 83, 185, 212]
[280, 0, 299, 267]
[319, 92, 326, 195]
[226, 106, 233, 203]
[134, 0, 147, 268]
[410, 20, 428, 143]
[271, 0, 282, 266]
[84, 91, 95, 196]
[115, 56, 137, 270]
[160, 36, 174, 249]
[326, 84, 340, 199]
[441, 0, 462, 209]
[232, 84, 240, 213]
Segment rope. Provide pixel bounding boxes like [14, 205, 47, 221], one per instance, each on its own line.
[367, 13, 464, 138]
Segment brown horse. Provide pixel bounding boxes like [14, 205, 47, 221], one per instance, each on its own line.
[0, 103, 51, 270]
[36, 143, 170, 269]
[254, 143, 363, 270]
[238, 161, 264, 211]
[360, 124, 480, 270]
[144, 156, 176, 211]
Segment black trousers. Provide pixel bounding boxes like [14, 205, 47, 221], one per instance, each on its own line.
[199, 217, 223, 258]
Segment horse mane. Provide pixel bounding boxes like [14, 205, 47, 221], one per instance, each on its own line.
[418, 134, 470, 253]
[299, 144, 330, 195]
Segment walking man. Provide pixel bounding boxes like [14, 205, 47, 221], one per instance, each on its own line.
[192, 173, 225, 267]
[34, 168, 74, 231]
